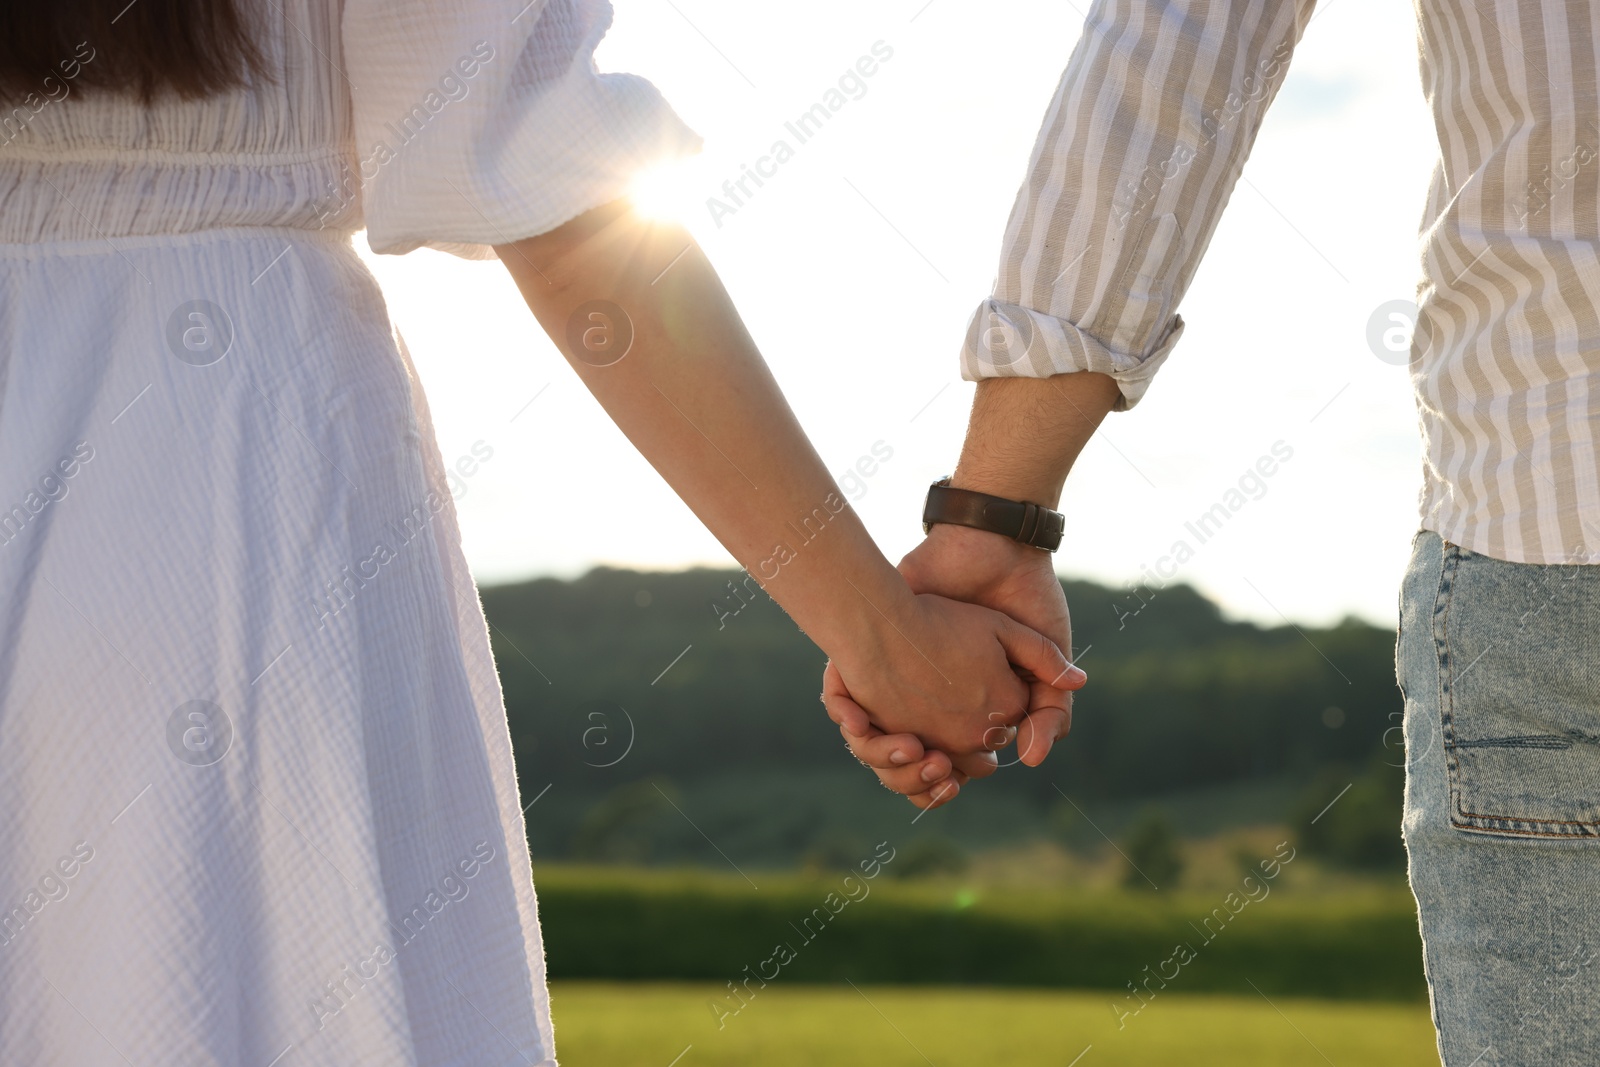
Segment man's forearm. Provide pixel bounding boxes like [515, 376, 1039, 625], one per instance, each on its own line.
[949, 373, 1121, 507]
[896, 371, 1115, 772]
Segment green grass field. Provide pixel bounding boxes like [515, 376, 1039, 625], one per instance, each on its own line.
[549, 982, 1441, 1067]
[535, 864, 1426, 999]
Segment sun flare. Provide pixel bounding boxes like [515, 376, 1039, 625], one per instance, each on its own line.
[627, 157, 704, 223]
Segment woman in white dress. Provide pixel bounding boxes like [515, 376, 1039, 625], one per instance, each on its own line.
[0, 1, 1082, 1063]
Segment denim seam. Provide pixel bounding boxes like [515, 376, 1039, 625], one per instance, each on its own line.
[1436, 542, 1462, 821]
[1394, 532, 1419, 705]
[1403, 534, 1450, 1064]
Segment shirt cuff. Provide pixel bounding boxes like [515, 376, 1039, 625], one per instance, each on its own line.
[958, 299, 1185, 411]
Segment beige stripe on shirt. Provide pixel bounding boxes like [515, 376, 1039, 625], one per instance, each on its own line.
[964, 0, 1600, 565]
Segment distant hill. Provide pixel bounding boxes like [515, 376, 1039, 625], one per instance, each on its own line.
[480, 568, 1401, 868]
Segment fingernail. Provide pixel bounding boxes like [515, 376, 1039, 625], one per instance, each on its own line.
[889, 748, 912, 765]
[1063, 664, 1087, 686]
[920, 763, 944, 783]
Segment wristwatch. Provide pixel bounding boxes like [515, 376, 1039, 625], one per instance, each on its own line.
[921, 478, 1065, 552]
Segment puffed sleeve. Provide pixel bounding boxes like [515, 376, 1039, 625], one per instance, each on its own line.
[960, 0, 1316, 409]
[342, 0, 702, 258]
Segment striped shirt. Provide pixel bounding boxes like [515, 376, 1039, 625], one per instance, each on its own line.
[961, 0, 1600, 565]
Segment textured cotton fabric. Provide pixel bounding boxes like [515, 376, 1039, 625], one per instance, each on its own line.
[0, 2, 696, 1064]
[963, 0, 1600, 566]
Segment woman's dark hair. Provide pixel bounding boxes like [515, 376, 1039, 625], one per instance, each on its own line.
[0, 0, 270, 102]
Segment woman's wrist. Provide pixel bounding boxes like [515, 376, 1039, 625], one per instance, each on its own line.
[776, 530, 917, 672]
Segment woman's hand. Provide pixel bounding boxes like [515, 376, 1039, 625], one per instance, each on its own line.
[824, 590, 1079, 759]
[822, 663, 973, 811]
[823, 660, 1030, 811]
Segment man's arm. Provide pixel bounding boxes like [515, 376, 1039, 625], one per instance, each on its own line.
[823, 372, 1117, 802]
[827, 0, 1319, 802]
[961, 0, 1317, 404]
[946, 373, 1122, 507]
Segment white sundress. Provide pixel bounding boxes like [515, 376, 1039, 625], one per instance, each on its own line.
[0, 1, 698, 1064]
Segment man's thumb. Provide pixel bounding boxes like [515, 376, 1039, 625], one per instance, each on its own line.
[996, 618, 1086, 690]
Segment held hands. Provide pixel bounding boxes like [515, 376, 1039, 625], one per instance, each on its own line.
[822, 524, 1084, 810]
[822, 587, 1079, 767]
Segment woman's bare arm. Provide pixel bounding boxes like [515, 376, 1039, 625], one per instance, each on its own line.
[494, 200, 1077, 758]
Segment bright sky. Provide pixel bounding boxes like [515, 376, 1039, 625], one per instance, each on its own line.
[356, 0, 1440, 629]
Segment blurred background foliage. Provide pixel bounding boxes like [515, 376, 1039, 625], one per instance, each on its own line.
[484, 566, 1405, 871]
[482, 567, 1422, 999]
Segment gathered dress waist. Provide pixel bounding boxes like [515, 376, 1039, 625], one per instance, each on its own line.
[0, 146, 364, 244]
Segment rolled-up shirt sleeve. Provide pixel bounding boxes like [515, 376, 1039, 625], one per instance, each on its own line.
[961, 0, 1316, 409]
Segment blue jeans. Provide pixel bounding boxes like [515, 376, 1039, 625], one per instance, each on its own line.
[1401, 531, 1600, 1065]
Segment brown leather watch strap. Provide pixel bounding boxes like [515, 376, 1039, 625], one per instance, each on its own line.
[921, 478, 1064, 552]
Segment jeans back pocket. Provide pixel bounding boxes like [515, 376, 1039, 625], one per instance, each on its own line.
[1437, 544, 1600, 837]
